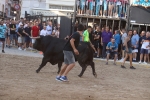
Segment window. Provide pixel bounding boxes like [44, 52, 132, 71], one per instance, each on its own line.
[49, 5, 73, 10]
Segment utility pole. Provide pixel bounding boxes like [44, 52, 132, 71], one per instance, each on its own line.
[72, 0, 77, 33]
[126, 3, 131, 31]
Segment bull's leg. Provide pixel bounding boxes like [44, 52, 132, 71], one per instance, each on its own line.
[57, 62, 63, 74]
[90, 61, 97, 78]
[36, 57, 49, 73]
[78, 63, 87, 77]
[78, 65, 87, 77]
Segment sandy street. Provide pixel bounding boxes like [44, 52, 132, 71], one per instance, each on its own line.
[0, 54, 150, 100]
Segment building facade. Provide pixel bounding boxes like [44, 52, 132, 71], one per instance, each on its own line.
[21, 0, 75, 18]
[0, 0, 5, 19]
[5, 0, 21, 19]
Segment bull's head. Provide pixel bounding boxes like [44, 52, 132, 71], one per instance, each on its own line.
[33, 36, 43, 51]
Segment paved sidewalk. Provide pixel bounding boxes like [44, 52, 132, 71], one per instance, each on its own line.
[0, 43, 150, 67]
[0, 45, 43, 58]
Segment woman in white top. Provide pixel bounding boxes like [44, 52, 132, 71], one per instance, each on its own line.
[40, 26, 48, 36]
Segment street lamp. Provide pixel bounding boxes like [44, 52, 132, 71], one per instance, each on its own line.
[14, 11, 17, 14]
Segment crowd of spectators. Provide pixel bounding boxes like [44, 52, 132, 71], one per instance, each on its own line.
[0, 18, 150, 65]
[76, 0, 128, 18]
[81, 25, 150, 65]
[0, 18, 60, 52]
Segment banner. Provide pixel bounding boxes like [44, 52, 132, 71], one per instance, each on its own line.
[132, 0, 150, 7]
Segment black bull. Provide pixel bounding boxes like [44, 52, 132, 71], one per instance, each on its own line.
[33, 36, 97, 77]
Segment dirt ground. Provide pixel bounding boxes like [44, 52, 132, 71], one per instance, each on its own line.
[0, 54, 150, 100]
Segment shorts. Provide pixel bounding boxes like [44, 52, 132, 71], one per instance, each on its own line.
[132, 49, 138, 53]
[106, 50, 118, 55]
[25, 36, 31, 42]
[122, 45, 125, 50]
[108, 1, 114, 5]
[5, 33, 10, 38]
[89, 2, 93, 10]
[18, 36, 25, 43]
[125, 48, 132, 54]
[104, 1, 107, 10]
[32, 39, 36, 44]
[94, 41, 100, 49]
[140, 48, 148, 54]
[80, 0, 85, 10]
[10, 34, 17, 41]
[148, 50, 150, 54]
[0, 38, 5, 41]
[63, 50, 75, 65]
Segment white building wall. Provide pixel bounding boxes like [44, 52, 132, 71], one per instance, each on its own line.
[46, 0, 75, 6]
[0, 0, 5, 12]
[21, 0, 46, 18]
[21, 0, 75, 18]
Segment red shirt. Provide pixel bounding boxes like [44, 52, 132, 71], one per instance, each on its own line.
[31, 26, 39, 37]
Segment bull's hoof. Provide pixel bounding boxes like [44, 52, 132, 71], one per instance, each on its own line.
[93, 73, 97, 78]
[36, 70, 40, 73]
[78, 75, 82, 77]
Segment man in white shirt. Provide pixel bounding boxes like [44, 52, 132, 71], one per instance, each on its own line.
[46, 21, 52, 35]
[40, 26, 48, 36]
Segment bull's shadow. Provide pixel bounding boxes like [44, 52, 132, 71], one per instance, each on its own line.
[33, 36, 97, 78]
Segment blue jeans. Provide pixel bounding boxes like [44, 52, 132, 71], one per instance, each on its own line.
[96, 4, 100, 15]
[102, 42, 108, 58]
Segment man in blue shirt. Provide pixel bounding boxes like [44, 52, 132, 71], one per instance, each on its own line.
[0, 21, 6, 53]
[106, 38, 118, 65]
[131, 30, 139, 61]
[114, 30, 121, 45]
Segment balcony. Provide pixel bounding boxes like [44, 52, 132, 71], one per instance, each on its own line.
[0, 11, 7, 18]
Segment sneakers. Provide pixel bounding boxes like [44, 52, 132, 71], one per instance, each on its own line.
[2, 50, 5, 53]
[105, 62, 108, 65]
[130, 66, 136, 69]
[120, 58, 124, 61]
[18, 47, 22, 50]
[55, 76, 61, 81]
[60, 76, 68, 82]
[56, 76, 69, 82]
[121, 65, 126, 69]
[143, 62, 147, 65]
[28, 47, 32, 50]
[139, 61, 147, 64]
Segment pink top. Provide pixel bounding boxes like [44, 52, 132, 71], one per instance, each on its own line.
[107, 0, 115, 2]
[120, 0, 128, 4]
[88, 0, 93, 2]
